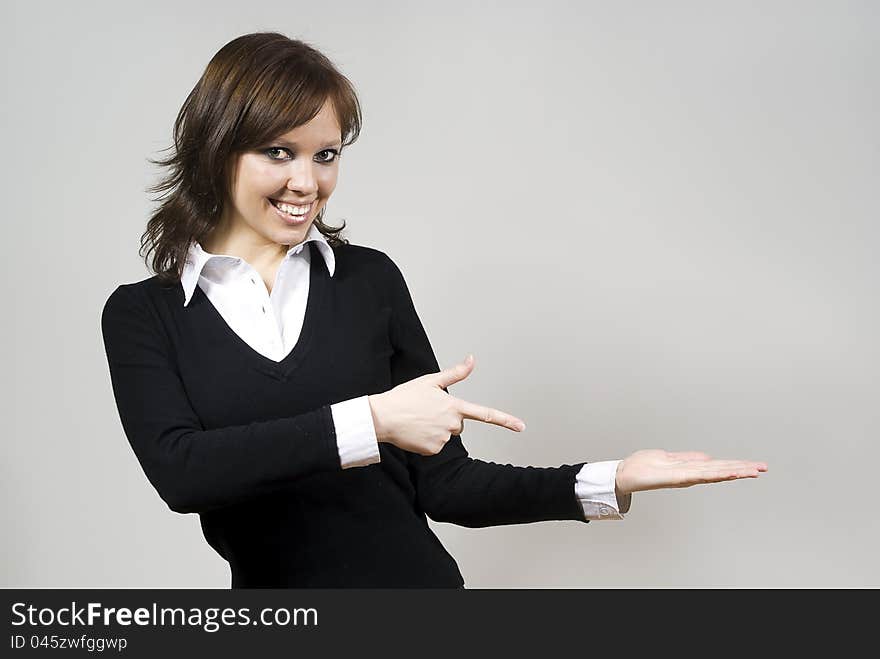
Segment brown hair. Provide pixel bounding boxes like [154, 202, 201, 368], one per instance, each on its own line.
[141, 32, 362, 284]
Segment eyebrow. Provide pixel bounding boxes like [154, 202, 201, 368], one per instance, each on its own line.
[270, 137, 343, 149]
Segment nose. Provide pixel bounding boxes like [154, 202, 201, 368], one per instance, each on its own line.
[285, 159, 318, 197]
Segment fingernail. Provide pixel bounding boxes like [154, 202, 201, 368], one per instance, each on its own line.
[516, 422, 526, 431]
[466, 354, 474, 364]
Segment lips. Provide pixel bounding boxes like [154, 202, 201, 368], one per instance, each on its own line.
[270, 198, 312, 211]
[268, 198, 313, 225]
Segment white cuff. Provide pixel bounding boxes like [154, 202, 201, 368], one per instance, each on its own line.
[575, 460, 631, 520]
[330, 396, 381, 469]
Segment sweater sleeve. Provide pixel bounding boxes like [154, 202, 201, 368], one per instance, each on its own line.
[381, 255, 590, 528]
[100, 284, 341, 515]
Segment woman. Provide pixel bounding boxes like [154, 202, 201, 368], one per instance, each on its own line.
[101, 32, 768, 588]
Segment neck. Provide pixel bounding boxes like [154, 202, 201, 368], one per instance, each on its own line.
[200, 221, 290, 270]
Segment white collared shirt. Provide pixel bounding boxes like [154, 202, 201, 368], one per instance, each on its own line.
[181, 225, 628, 519]
[181, 223, 336, 361]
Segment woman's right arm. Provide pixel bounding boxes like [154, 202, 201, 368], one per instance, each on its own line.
[101, 285, 341, 515]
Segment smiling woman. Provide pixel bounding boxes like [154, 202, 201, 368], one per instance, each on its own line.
[200, 98, 345, 258]
[141, 32, 361, 283]
[101, 31, 767, 589]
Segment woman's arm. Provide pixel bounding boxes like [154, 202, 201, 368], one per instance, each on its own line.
[375, 255, 768, 527]
[101, 284, 342, 515]
[377, 255, 589, 528]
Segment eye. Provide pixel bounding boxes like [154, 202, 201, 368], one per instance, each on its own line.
[265, 147, 292, 160]
[316, 149, 340, 164]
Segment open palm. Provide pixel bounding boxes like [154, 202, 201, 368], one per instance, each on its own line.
[615, 449, 769, 495]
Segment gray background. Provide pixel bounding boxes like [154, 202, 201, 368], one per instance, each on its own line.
[2, 0, 877, 587]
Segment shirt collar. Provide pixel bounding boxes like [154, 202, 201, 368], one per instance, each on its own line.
[180, 223, 336, 307]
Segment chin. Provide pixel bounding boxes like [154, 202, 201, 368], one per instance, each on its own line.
[274, 220, 313, 244]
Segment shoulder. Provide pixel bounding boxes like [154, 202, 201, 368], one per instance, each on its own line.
[101, 275, 180, 327]
[330, 243, 417, 309]
[331, 243, 407, 284]
[104, 275, 178, 306]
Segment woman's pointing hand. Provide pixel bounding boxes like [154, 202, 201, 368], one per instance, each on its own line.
[368, 354, 525, 456]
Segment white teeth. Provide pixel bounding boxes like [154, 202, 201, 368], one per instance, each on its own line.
[274, 200, 311, 216]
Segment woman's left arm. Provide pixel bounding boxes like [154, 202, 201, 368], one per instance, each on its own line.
[380, 253, 767, 528]
[381, 254, 592, 528]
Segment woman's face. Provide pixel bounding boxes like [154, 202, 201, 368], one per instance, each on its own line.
[220, 99, 343, 249]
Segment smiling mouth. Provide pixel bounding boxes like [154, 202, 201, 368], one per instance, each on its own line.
[268, 199, 317, 227]
[269, 198, 313, 217]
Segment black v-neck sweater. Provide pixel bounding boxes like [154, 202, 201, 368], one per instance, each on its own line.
[101, 242, 589, 588]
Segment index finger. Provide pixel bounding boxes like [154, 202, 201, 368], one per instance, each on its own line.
[454, 398, 526, 432]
